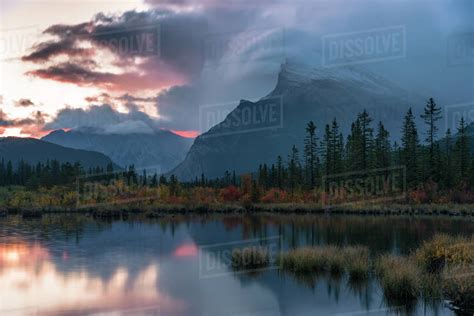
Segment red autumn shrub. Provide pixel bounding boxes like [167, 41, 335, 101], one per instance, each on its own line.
[261, 188, 288, 203]
[220, 185, 242, 202]
[409, 189, 428, 204]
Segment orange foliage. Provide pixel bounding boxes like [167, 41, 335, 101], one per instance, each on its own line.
[261, 188, 288, 203]
[220, 186, 242, 202]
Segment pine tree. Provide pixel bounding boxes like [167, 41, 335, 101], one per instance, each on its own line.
[321, 124, 332, 176]
[401, 108, 420, 187]
[321, 118, 344, 176]
[374, 121, 391, 169]
[304, 121, 319, 188]
[276, 155, 284, 189]
[346, 111, 374, 172]
[454, 117, 470, 184]
[287, 145, 302, 192]
[443, 128, 454, 188]
[358, 110, 374, 170]
[420, 98, 442, 181]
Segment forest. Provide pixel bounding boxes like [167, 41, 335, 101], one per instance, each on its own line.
[1, 98, 473, 209]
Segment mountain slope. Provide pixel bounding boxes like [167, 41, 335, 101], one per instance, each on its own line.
[42, 128, 193, 173]
[0, 137, 117, 169]
[171, 61, 425, 180]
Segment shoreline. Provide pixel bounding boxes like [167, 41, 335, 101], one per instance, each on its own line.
[3, 202, 474, 219]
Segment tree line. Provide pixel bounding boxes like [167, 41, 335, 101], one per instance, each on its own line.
[0, 98, 473, 196]
[253, 98, 473, 192]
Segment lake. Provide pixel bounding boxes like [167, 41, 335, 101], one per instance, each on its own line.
[1, 214, 473, 316]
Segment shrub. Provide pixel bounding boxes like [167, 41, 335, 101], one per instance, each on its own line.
[344, 246, 370, 279]
[443, 268, 474, 314]
[409, 189, 428, 204]
[220, 185, 242, 202]
[261, 189, 288, 204]
[278, 247, 330, 272]
[415, 234, 474, 273]
[376, 255, 420, 300]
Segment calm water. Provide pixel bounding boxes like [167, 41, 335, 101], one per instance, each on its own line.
[1, 214, 474, 316]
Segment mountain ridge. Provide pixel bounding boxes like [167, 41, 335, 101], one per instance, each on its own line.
[0, 137, 118, 169]
[170, 61, 426, 180]
[42, 128, 193, 173]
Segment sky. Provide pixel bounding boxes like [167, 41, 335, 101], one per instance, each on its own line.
[0, 0, 472, 138]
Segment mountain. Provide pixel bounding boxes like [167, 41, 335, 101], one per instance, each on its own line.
[0, 137, 117, 169]
[42, 128, 193, 173]
[171, 61, 425, 180]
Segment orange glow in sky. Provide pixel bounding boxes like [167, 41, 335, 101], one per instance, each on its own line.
[171, 130, 200, 138]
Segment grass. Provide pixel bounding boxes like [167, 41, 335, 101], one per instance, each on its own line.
[443, 267, 474, 314]
[276, 237, 474, 312]
[376, 255, 421, 300]
[344, 246, 370, 280]
[278, 245, 370, 277]
[278, 247, 332, 272]
[414, 234, 474, 273]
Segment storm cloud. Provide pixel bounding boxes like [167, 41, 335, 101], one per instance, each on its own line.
[44, 104, 162, 134]
[20, 0, 474, 133]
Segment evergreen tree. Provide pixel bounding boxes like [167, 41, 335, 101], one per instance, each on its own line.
[374, 121, 391, 169]
[443, 128, 454, 188]
[420, 98, 442, 181]
[358, 110, 374, 169]
[287, 145, 302, 192]
[454, 117, 470, 184]
[304, 121, 319, 188]
[401, 108, 420, 187]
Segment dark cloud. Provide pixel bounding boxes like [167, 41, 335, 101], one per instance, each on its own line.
[15, 111, 47, 126]
[22, 38, 94, 62]
[44, 104, 162, 134]
[26, 61, 181, 92]
[22, 9, 211, 91]
[85, 93, 111, 104]
[117, 94, 156, 103]
[0, 110, 48, 134]
[20, 0, 474, 133]
[14, 98, 35, 107]
[0, 110, 13, 127]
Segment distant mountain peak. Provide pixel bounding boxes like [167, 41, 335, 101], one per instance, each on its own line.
[275, 60, 403, 96]
[42, 127, 193, 172]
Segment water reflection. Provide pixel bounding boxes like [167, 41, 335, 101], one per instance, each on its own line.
[0, 214, 466, 315]
[0, 242, 185, 315]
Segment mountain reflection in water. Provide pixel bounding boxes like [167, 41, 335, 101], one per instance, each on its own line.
[1, 214, 471, 316]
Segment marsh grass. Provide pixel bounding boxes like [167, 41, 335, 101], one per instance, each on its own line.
[414, 234, 474, 273]
[278, 245, 370, 279]
[278, 247, 329, 272]
[376, 255, 421, 300]
[344, 246, 370, 280]
[442, 267, 474, 314]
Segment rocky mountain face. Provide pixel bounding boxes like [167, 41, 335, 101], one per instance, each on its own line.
[170, 61, 425, 180]
[42, 128, 193, 173]
[0, 137, 117, 169]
